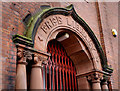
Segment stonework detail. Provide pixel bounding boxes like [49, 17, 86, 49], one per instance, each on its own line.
[17, 48, 27, 65]
[86, 72, 104, 90]
[24, 50, 33, 61]
[2, 2, 117, 90]
[17, 48, 33, 64]
[17, 48, 24, 59]
[32, 54, 48, 68]
[86, 72, 103, 83]
[16, 46, 49, 89]
[35, 15, 102, 70]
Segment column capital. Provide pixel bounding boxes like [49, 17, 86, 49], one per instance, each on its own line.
[17, 48, 27, 65]
[101, 76, 109, 85]
[86, 72, 103, 83]
[17, 47, 24, 60]
[102, 81, 108, 85]
[23, 50, 33, 61]
[17, 48, 33, 65]
[32, 54, 48, 68]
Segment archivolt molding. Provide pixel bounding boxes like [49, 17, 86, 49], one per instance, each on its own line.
[13, 4, 113, 74]
[34, 15, 101, 70]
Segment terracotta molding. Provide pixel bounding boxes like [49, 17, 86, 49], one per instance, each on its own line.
[76, 69, 111, 78]
[13, 4, 113, 74]
[26, 4, 111, 73]
[16, 43, 51, 57]
[31, 54, 48, 68]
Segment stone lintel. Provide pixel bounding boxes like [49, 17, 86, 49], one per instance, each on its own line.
[13, 34, 33, 47]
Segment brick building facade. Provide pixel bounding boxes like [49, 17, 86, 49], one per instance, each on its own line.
[1, 1, 118, 90]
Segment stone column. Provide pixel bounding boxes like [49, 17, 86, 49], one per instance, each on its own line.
[87, 72, 102, 90]
[92, 79, 101, 90]
[101, 80, 109, 91]
[30, 54, 47, 89]
[16, 48, 27, 89]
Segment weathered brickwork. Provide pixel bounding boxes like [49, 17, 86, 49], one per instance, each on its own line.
[1, 2, 118, 90]
[0, 2, 2, 90]
[98, 2, 118, 89]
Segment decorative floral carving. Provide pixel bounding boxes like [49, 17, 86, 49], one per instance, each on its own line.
[23, 50, 32, 61]
[17, 48, 23, 59]
[86, 72, 103, 83]
[34, 54, 39, 64]
[17, 48, 27, 65]
[33, 54, 48, 67]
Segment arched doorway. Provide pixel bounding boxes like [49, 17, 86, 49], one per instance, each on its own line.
[13, 4, 113, 90]
[44, 39, 77, 90]
[45, 30, 94, 90]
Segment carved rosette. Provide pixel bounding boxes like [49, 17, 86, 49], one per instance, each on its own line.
[86, 72, 103, 83]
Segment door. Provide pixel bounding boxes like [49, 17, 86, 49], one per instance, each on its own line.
[43, 39, 77, 90]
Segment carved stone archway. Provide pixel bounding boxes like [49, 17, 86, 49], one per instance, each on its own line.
[13, 4, 113, 90]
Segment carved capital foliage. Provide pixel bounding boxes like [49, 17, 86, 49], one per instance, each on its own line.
[101, 80, 108, 85]
[33, 54, 39, 64]
[33, 53, 48, 67]
[17, 48, 32, 65]
[86, 72, 103, 83]
[101, 75, 110, 85]
[17, 48, 27, 65]
[17, 48, 24, 59]
[23, 50, 33, 61]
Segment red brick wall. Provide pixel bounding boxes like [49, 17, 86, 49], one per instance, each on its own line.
[1, 2, 118, 89]
[0, 1, 2, 90]
[1, 2, 61, 89]
[98, 2, 118, 89]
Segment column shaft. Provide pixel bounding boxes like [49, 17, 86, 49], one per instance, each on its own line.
[30, 65, 43, 89]
[92, 81, 101, 89]
[16, 62, 27, 89]
[102, 81, 109, 91]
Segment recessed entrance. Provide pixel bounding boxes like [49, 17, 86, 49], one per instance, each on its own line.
[14, 5, 112, 90]
[44, 30, 94, 90]
[45, 39, 77, 90]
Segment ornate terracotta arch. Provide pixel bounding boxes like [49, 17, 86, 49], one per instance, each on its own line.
[13, 4, 113, 90]
[22, 4, 112, 72]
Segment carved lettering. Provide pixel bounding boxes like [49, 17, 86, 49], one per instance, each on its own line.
[66, 18, 79, 31]
[66, 18, 71, 26]
[56, 16, 62, 24]
[49, 17, 57, 26]
[40, 16, 62, 34]
[41, 24, 47, 34]
[45, 21, 52, 29]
